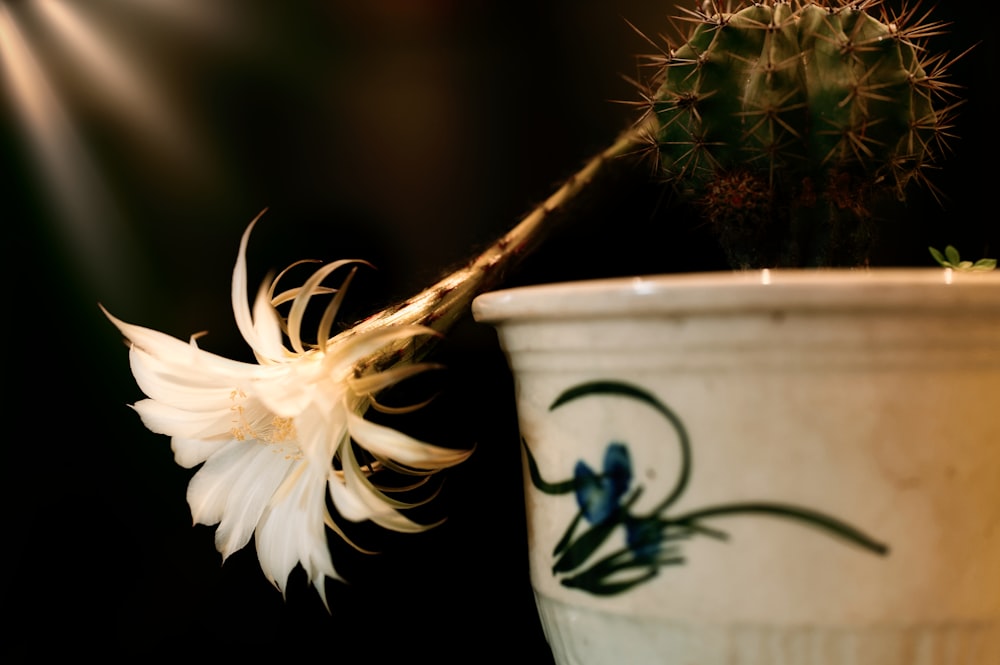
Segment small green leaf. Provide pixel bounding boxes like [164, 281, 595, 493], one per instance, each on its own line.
[929, 246, 946, 266]
[973, 258, 997, 271]
[929, 246, 996, 271]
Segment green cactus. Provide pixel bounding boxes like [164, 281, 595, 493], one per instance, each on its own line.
[644, 0, 963, 268]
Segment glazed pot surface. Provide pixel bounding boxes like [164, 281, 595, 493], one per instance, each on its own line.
[473, 269, 1000, 665]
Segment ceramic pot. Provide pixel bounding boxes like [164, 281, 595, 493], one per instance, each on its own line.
[472, 268, 1000, 665]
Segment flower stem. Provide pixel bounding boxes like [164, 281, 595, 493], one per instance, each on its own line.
[350, 115, 657, 362]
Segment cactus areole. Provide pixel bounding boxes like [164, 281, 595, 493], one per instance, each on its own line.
[649, 0, 961, 268]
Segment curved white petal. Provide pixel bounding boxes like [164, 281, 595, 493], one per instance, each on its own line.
[249, 359, 325, 419]
[214, 445, 296, 559]
[129, 353, 246, 410]
[293, 400, 347, 470]
[186, 439, 262, 528]
[347, 410, 473, 469]
[231, 213, 263, 356]
[131, 399, 235, 440]
[255, 464, 340, 601]
[326, 323, 439, 372]
[348, 361, 443, 397]
[104, 306, 259, 378]
[328, 473, 375, 523]
[249, 278, 287, 362]
[340, 437, 433, 533]
[286, 260, 364, 354]
[171, 436, 229, 469]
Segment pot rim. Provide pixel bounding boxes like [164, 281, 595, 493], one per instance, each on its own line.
[471, 268, 1000, 322]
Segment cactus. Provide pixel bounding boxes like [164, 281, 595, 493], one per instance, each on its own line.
[643, 0, 963, 268]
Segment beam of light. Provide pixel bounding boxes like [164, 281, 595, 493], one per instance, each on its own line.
[1, 3, 148, 307]
[33, 0, 203, 173]
[127, 0, 239, 37]
[2, 0, 250, 310]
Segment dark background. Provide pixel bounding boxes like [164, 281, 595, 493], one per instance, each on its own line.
[4, 1, 995, 661]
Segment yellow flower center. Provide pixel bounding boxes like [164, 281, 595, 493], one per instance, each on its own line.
[229, 389, 301, 459]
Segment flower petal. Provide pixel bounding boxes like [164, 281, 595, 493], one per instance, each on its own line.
[327, 323, 439, 371]
[131, 398, 235, 440]
[328, 472, 375, 523]
[171, 436, 229, 469]
[249, 358, 325, 420]
[231, 213, 264, 355]
[348, 361, 443, 397]
[347, 410, 473, 470]
[249, 275, 288, 363]
[287, 260, 366, 354]
[256, 464, 340, 603]
[214, 444, 296, 559]
[293, 400, 347, 470]
[103, 305, 257, 378]
[128, 349, 247, 410]
[186, 439, 261, 529]
[339, 438, 439, 533]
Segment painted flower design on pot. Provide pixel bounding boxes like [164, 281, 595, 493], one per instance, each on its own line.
[103, 213, 473, 607]
[574, 443, 632, 525]
[524, 380, 890, 596]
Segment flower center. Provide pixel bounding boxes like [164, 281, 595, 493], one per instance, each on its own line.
[229, 389, 301, 458]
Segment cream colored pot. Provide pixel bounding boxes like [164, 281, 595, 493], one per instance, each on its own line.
[473, 268, 1000, 665]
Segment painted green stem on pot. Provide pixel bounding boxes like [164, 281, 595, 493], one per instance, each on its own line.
[522, 379, 889, 596]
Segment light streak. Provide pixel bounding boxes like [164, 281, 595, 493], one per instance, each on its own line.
[0, 0, 238, 305]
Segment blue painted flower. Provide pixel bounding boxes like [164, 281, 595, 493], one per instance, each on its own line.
[625, 517, 664, 559]
[573, 443, 632, 524]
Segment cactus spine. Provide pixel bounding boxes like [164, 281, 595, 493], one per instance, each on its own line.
[645, 0, 962, 268]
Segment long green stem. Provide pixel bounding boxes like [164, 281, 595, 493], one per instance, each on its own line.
[670, 503, 890, 555]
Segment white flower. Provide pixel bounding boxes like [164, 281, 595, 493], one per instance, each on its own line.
[104, 117, 653, 606]
[104, 213, 472, 607]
